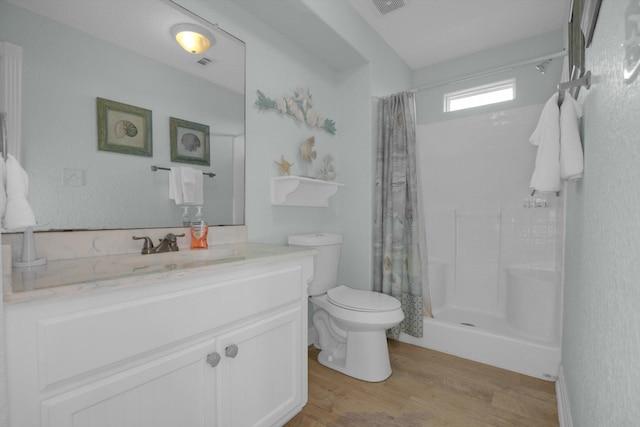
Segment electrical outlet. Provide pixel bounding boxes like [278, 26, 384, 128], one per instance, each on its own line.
[62, 168, 85, 187]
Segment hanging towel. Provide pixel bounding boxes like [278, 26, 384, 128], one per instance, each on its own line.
[560, 92, 584, 180]
[529, 92, 561, 193]
[3, 154, 36, 230]
[168, 166, 203, 205]
[169, 167, 184, 205]
[180, 166, 203, 205]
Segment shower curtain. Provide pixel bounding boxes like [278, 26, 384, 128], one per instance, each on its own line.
[373, 91, 425, 339]
[0, 288, 7, 427]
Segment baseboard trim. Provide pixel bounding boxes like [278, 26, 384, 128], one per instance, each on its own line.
[556, 364, 573, 427]
[308, 326, 318, 347]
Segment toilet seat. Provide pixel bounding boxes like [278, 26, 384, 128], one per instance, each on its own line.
[327, 285, 401, 312]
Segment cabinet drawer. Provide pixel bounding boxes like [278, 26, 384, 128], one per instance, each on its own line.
[38, 266, 303, 388]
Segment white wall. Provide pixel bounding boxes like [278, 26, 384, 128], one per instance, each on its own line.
[563, 1, 640, 425]
[176, 0, 412, 290]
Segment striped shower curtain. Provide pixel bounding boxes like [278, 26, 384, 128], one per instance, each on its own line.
[373, 91, 424, 339]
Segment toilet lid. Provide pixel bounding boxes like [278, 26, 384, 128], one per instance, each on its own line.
[327, 285, 401, 312]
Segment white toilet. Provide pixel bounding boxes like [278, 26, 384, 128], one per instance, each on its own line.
[288, 233, 404, 382]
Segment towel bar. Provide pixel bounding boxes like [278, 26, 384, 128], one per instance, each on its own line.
[531, 189, 561, 197]
[558, 70, 592, 104]
[151, 165, 215, 178]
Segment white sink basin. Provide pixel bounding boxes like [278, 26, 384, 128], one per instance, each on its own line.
[116, 247, 241, 267]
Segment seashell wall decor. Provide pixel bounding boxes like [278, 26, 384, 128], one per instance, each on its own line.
[255, 88, 337, 135]
[299, 137, 317, 164]
[114, 120, 138, 138]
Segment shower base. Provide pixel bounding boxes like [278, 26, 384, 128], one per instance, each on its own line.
[398, 306, 561, 380]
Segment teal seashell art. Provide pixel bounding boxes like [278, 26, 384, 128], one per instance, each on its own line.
[180, 132, 201, 152]
[255, 88, 336, 135]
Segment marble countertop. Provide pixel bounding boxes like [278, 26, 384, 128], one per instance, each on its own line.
[4, 243, 316, 304]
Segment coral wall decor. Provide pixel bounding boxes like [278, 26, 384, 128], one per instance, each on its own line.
[316, 154, 337, 181]
[255, 88, 337, 135]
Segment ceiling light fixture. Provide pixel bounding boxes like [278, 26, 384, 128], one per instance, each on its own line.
[171, 23, 214, 54]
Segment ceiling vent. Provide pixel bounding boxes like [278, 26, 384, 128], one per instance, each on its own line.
[196, 57, 215, 68]
[373, 0, 405, 15]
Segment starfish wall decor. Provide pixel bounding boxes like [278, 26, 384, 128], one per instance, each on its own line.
[274, 155, 294, 175]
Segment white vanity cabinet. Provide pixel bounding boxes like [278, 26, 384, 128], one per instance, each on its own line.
[5, 253, 313, 427]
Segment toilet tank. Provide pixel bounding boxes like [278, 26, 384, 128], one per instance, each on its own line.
[288, 233, 342, 296]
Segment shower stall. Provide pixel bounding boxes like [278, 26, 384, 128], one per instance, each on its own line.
[399, 104, 563, 380]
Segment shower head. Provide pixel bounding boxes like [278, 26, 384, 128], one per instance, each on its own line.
[535, 59, 553, 74]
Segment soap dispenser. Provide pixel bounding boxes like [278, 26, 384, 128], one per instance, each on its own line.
[190, 206, 208, 249]
[181, 206, 191, 226]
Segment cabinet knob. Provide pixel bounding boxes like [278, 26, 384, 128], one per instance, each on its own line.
[206, 352, 221, 367]
[225, 344, 239, 358]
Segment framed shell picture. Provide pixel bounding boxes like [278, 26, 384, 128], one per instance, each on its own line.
[97, 97, 152, 157]
[170, 117, 210, 166]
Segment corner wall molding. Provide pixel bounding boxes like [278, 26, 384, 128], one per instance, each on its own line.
[556, 364, 574, 427]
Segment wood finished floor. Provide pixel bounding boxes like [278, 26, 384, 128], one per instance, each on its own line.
[286, 340, 559, 427]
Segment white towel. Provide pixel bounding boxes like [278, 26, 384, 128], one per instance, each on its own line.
[560, 93, 584, 180]
[529, 92, 561, 193]
[192, 169, 203, 205]
[181, 167, 201, 205]
[3, 154, 36, 230]
[169, 166, 203, 205]
[169, 167, 183, 205]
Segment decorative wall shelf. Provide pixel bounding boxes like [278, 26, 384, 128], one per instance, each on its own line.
[271, 176, 344, 207]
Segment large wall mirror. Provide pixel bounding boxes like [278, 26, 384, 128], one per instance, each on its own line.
[0, 0, 245, 230]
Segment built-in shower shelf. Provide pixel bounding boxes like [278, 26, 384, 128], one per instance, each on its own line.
[270, 176, 344, 207]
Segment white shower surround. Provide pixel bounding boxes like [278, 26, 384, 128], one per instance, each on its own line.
[402, 105, 564, 379]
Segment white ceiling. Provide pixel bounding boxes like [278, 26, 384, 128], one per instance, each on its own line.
[233, 0, 369, 71]
[347, 0, 570, 70]
[237, 0, 570, 72]
[9, 0, 571, 86]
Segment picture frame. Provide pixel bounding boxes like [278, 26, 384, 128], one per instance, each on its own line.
[97, 97, 152, 157]
[568, 0, 585, 83]
[580, 0, 602, 48]
[170, 117, 210, 166]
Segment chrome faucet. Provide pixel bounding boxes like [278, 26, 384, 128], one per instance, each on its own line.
[155, 233, 185, 253]
[133, 233, 185, 254]
[132, 236, 155, 254]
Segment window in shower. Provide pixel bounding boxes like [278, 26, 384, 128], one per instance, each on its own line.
[444, 79, 516, 112]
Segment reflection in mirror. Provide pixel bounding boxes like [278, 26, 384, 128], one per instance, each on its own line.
[0, 0, 245, 230]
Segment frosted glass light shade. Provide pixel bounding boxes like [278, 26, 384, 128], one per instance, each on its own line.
[171, 23, 214, 54]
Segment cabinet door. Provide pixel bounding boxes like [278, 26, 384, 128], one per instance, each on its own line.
[217, 307, 302, 427]
[41, 339, 219, 427]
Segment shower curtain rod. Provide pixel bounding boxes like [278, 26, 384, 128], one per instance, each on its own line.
[411, 50, 566, 93]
